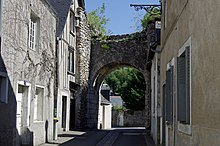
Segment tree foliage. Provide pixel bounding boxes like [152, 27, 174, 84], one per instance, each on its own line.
[141, 7, 161, 29]
[105, 68, 146, 110]
[87, 3, 110, 37]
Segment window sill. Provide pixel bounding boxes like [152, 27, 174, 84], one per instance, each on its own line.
[28, 47, 36, 51]
[178, 122, 192, 135]
[33, 120, 44, 124]
[28, 47, 39, 54]
[67, 71, 75, 76]
[70, 31, 76, 37]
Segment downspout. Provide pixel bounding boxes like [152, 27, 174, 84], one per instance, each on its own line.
[53, 38, 59, 140]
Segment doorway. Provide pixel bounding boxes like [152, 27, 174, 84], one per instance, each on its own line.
[62, 96, 67, 130]
[69, 94, 76, 130]
[162, 84, 166, 146]
[16, 84, 30, 134]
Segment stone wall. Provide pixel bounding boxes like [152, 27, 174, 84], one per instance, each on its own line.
[87, 23, 159, 129]
[75, 7, 91, 129]
[112, 110, 145, 127]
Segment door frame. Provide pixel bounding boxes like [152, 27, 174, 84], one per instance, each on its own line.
[16, 81, 31, 128]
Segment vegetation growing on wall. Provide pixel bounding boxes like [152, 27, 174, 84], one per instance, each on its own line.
[105, 68, 146, 110]
[112, 106, 127, 111]
[87, 3, 110, 38]
[141, 7, 161, 29]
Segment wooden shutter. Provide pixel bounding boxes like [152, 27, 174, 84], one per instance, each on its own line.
[185, 46, 190, 124]
[165, 66, 173, 124]
[177, 55, 186, 122]
[177, 46, 191, 124]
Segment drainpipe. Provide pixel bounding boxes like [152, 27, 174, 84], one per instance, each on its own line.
[53, 38, 60, 140]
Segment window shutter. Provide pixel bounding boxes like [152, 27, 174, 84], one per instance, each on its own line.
[0, 76, 8, 103]
[177, 56, 186, 122]
[185, 46, 190, 124]
[165, 67, 173, 124]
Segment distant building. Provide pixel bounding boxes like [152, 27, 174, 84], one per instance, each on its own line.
[110, 96, 124, 107]
[97, 84, 112, 129]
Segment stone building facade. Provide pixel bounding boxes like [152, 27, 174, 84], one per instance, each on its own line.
[0, 0, 56, 145]
[160, 0, 220, 145]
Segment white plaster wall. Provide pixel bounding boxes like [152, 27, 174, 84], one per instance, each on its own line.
[103, 104, 112, 129]
[151, 54, 160, 145]
[97, 94, 103, 129]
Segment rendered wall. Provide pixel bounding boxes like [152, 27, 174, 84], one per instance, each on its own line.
[160, 0, 220, 145]
[0, 0, 56, 145]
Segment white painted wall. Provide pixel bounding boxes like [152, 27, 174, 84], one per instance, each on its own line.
[151, 53, 160, 145]
[97, 90, 112, 129]
[102, 104, 112, 129]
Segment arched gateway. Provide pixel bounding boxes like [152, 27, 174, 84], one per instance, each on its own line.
[86, 23, 158, 129]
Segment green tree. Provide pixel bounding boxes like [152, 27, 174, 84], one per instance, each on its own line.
[141, 7, 161, 29]
[87, 3, 110, 37]
[105, 68, 146, 110]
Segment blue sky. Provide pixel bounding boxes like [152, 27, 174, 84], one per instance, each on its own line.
[85, 0, 160, 35]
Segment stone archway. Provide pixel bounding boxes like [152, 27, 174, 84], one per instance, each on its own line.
[86, 28, 154, 129]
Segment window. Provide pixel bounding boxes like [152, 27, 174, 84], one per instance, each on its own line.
[177, 46, 191, 124]
[165, 65, 173, 125]
[29, 13, 39, 50]
[70, 11, 75, 34]
[0, 73, 8, 103]
[34, 87, 44, 121]
[68, 48, 75, 74]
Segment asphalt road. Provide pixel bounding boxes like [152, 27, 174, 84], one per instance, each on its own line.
[39, 127, 150, 146]
[112, 127, 147, 146]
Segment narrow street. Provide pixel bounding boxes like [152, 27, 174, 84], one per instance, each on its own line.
[39, 127, 154, 146]
[112, 127, 147, 146]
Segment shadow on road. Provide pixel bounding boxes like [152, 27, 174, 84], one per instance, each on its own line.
[58, 130, 109, 146]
